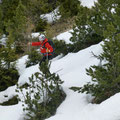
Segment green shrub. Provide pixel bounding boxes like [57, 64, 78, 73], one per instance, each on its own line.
[35, 18, 48, 32]
[16, 61, 66, 120]
[26, 49, 42, 67]
[70, 6, 103, 52]
[54, 39, 70, 56]
[59, 0, 80, 18]
[0, 96, 18, 106]
[70, 0, 120, 104]
[15, 43, 25, 55]
[0, 68, 19, 92]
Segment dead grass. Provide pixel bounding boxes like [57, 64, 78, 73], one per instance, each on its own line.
[46, 16, 76, 38]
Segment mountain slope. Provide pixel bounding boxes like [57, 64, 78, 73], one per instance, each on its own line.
[0, 38, 120, 120]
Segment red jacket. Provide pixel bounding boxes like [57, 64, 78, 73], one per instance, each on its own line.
[31, 38, 53, 56]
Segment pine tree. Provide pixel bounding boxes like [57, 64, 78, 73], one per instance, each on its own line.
[71, 0, 120, 51]
[71, 0, 120, 103]
[0, 6, 3, 35]
[1, 0, 19, 33]
[70, 4, 104, 52]
[0, 38, 17, 69]
[0, 38, 19, 92]
[16, 61, 65, 120]
[58, 0, 80, 18]
[25, 48, 42, 68]
[88, 0, 116, 35]
[25, 0, 53, 24]
[5, 0, 28, 43]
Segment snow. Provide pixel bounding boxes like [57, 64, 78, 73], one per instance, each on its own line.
[54, 29, 73, 44]
[0, 35, 7, 46]
[18, 64, 40, 86]
[0, 103, 24, 120]
[80, 0, 97, 8]
[31, 32, 40, 38]
[0, 0, 120, 118]
[111, 8, 116, 14]
[40, 7, 61, 23]
[16, 55, 28, 75]
[1, 32, 120, 120]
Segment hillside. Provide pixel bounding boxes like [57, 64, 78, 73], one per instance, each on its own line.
[1, 0, 120, 120]
[0, 30, 120, 120]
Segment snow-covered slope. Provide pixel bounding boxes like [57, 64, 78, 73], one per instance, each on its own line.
[1, 37, 120, 120]
[1, 0, 120, 120]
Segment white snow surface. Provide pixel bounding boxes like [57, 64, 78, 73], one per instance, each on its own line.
[40, 7, 61, 23]
[31, 32, 40, 38]
[1, 1, 120, 119]
[0, 30, 120, 120]
[0, 35, 7, 46]
[54, 29, 73, 44]
[80, 0, 97, 8]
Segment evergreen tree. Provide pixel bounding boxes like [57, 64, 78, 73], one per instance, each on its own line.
[70, 5, 103, 52]
[54, 39, 69, 56]
[0, 38, 17, 69]
[88, 0, 117, 35]
[0, 6, 3, 35]
[1, 0, 59, 36]
[16, 61, 65, 120]
[71, 0, 120, 103]
[58, 0, 80, 18]
[25, 48, 42, 68]
[25, 0, 54, 24]
[71, 0, 120, 51]
[5, 0, 28, 43]
[26, 0, 59, 32]
[1, 0, 19, 33]
[0, 39, 19, 92]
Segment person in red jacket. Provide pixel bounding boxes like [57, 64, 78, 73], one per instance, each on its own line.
[28, 34, 54, 66]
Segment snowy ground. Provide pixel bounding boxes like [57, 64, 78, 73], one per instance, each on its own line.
[0, 35, 7, 46]
[80, 0, 97, 8]
[53, 29, 73, 44]
[0, 33, 120, 120]
[40, 7, 61, 23]
[1, 1, 120, 120]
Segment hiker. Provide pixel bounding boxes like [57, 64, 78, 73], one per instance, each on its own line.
[28, 34, 54, 66]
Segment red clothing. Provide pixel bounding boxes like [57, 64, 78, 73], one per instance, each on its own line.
[31, 38, 53, 56]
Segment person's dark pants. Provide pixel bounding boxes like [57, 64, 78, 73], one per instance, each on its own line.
[39, 55, 53, 66]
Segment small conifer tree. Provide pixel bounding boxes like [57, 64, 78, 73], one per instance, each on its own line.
[0, 38, 19, 92]
[71, 0, 120, 103]
[58, 0, 80, 18]
[0, 38, 17, 69]
[0, 6, 3, 35]
[25, 49, 42, 68]
[70, 5, 103, 52]
[5, 0, 28, 43]
[0, 41, 19, 91]
[16, 61, 65, 120]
